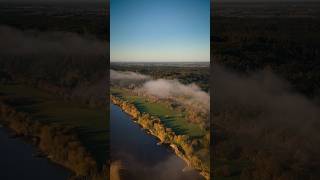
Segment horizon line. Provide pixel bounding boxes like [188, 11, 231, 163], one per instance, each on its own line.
[111, 59, 210, 62]
[110, 61, 210, 63]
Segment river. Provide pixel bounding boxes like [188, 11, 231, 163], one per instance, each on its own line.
[110, 103, 203, 180]
[0, 125, 71, 180]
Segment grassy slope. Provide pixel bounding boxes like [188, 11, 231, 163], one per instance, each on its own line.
[111, 87, 204, 138]
[0, 84, 108, 165]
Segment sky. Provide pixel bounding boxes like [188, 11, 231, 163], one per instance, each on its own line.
[0, 0, 313, 2]
[0, 0, 103, 2]
[110, 0, 210, 62]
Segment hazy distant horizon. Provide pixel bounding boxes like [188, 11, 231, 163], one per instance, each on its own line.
[110, 60, 210, 63]
[111, 58, 210, 63]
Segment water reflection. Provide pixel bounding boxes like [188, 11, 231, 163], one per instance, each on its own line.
[0, 126, 71, 180]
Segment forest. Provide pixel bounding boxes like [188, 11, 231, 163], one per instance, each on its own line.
[111, 95, 209, 178]
[212, 2, 320, 180]
[110, 67, 210, 179]
[0, 102, 108, 179]
[0, 3, 109, 179]
[111, 63, 209, 92]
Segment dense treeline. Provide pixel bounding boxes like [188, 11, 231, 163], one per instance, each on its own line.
[0, 4, 109, 179]
[111, 64, 209, 92]
[0, 3, 108, 39]
[0, 101, 108, 179]
[121, 87, 210, 131]
[213, 105, 320, 179]
[0, 3, 108, 107]
[0, 26, 107, 107]
[111, 95, 210, 179]
[212, 4, 320, 179]
[212, 15, 320, 98]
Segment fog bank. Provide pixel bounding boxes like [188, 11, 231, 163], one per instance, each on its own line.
[0, 25, 107, 56]
[213, 65, 320, 148]
[110, 70, 210, 111]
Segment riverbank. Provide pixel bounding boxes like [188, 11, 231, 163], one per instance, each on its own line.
[0, 126, 72, 179]
[0, 101, 108, 180]
[111, 95, 209, 179]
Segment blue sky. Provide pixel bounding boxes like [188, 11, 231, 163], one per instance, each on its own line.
[111, 0, 210, 62]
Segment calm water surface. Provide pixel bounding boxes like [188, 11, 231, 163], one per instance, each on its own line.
[0, 126, 71, 180]
[110, 103, 203, 180]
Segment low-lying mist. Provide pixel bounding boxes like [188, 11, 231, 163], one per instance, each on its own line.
[0, 25, 107, 56]
[110, 70, 150, 81]
[110, 70, 150, 87]
[143, 79, 210, 111]
[0, 25, 108, 103]
[111, 154, 202, 180]
[214, 65, 320, 136]
[213, 64, 320, 178]
[110, 70, 210, 111]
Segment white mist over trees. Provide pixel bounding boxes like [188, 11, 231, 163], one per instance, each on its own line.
[143, 79, 210, 111]
[110, 70, 210, 112]
[0, 25, 108, 108]
[110, 70, 150, 81]
[214, 65, 320, 134]
[213, 65, 320, 179]
[0, 26, 107, 56]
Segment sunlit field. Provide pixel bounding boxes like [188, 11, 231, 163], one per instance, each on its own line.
[111, 87, 204, 138]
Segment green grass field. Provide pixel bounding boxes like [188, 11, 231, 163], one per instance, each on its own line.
[0, 84, 108, 165]
[111, 87, 204, 137]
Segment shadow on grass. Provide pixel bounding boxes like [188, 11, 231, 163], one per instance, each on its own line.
[133, 101, 147, 112]
[159, 115, 189, 135]
[111, 93, 124, 100]
[12, 101, 63, 123]
[133, 101, 191, 135]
